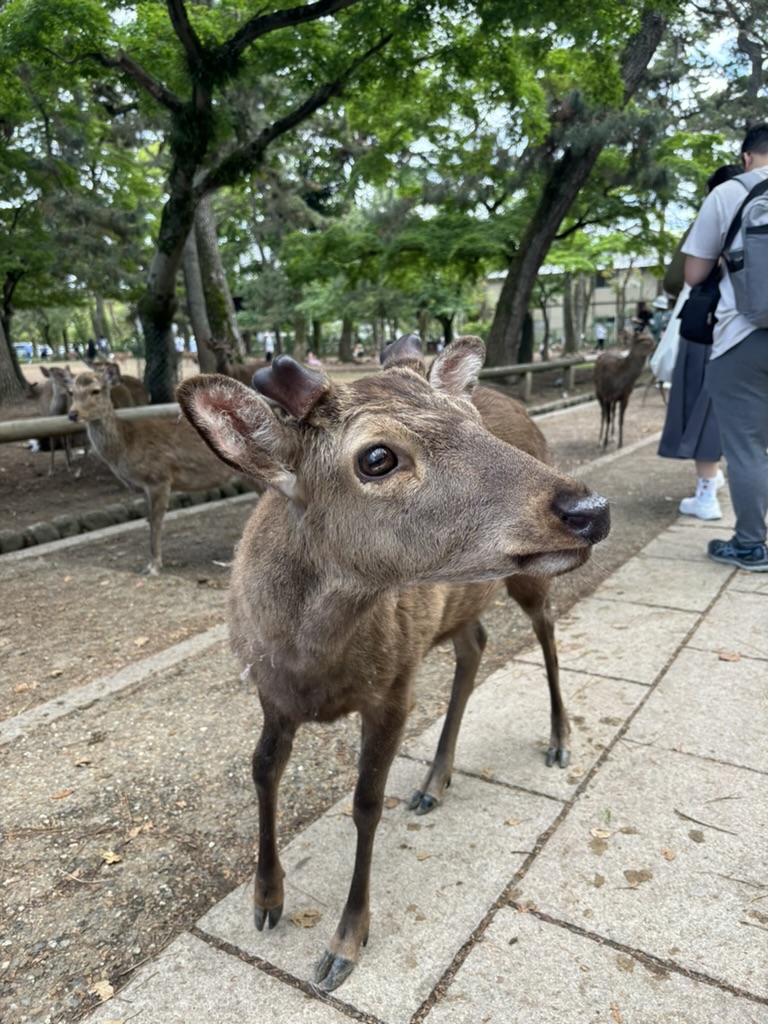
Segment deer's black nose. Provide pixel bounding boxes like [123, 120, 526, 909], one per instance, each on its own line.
[554, 491, 610, 545]
[68, 411, 79, 423]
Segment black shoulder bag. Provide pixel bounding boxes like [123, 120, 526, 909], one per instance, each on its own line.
[678, 173, 762, 344]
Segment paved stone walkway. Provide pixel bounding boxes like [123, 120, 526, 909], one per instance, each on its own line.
[79, 487, 768, 1024]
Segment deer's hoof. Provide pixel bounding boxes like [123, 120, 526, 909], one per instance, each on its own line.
[254, 903, 283, 931]
[314, 950, 356, 991]
[545, 746, 570, 769]
[407, 789, 440, 815]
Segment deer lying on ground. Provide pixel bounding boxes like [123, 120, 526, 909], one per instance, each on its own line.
[177, 334, 610, 991]
[593, 329, 656, 449]
[204, 337, 266, 387]
[68, 371, 239, 574]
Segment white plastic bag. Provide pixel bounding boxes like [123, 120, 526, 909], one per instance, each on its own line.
[650, 284, 689, 383]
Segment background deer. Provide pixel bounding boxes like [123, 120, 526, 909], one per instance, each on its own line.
[177, 335, 610, 992]
[38, 366, 75, 474]
[100, 362, 149, 407]
[204, 337, 266, 386]
[593, 328, 656, 449]
[69, 371, 239, 574]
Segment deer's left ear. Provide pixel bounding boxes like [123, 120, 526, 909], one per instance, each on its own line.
[429, 336, 485, 399]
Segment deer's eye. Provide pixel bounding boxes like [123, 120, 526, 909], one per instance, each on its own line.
[358, 445, 398, 478]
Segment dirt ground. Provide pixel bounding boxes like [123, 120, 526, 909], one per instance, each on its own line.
[0, 358, 682, 1024]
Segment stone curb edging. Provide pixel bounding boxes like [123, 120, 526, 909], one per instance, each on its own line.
[0, 479, 252, 556]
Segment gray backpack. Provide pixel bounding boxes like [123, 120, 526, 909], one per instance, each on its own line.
[724, 170, 768, 327]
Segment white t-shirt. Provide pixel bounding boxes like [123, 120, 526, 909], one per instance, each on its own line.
[682, 165, 768, 359]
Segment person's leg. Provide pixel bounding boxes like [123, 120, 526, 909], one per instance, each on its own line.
[705, 329, 768, 551]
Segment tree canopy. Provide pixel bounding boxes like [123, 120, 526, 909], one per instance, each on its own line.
[1, 0, 766, 401]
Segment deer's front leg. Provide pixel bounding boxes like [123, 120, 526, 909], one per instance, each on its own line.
[252, 699, 297, 931]
[315, 705, 407, 991]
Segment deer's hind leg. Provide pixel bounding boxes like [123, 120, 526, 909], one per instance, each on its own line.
[505, 575, 570, 768]
[407, 620, 487, 816]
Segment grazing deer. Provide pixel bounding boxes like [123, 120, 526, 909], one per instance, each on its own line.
[38, 366, 75, 474]
[593, 329, 656, 449]
[177, 335, 610, 991]
[204, 337, 266, 387]
[68, 371, 238, 574]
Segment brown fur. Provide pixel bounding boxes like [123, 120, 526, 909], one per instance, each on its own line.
[38, 366, 75, 474]
[593, 329, 656, 448]
[69, 371, 237, 574]
[176, 336, 610, 991]
[204, 337, 266, 387]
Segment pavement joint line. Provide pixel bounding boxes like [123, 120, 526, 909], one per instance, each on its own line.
[0, 623, 228, 747]
[622, 735, 768, 778]
[396, 752, 569, 805]
[189, 926, 386, 1024]
[520, 906, 768, 1006]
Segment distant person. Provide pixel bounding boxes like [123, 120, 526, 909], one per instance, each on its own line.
[632, 300, 653, 332]
[682, 124, 768, 570]
[353, 341, 366, 361]
[649, 295, 670, 342]
[658, 164, 741, 521]
[306, 349, 322, 367]
[264, 333, 275, 363]
[594, 322, 606, 351]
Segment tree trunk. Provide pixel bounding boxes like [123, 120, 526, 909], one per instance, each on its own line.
[194, 196, 244, 359]
[0, 319, 28, 404]
[339, 316, 354, 362]
[562, 274, 576, 354]
[436, 314, 454, 347]
[182, 229, 217, 373]
[293, 314, 307, 361]
[518, 312, 534, 363]
[486, 11, 665, 366]
[311, 319, 322, 355]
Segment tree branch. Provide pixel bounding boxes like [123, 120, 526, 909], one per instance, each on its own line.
[197, 32, 391, 195]
[219, 0, 362, 64]
[82, 49, 185, 113]
[167, 0, 206, 67]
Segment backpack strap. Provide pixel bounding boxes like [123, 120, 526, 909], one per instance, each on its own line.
[723, 172, 768, 253]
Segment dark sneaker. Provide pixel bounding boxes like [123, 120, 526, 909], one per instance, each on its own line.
[708, 538, 768, 572]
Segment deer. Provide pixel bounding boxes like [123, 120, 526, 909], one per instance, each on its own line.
[100, 362, 149, 407]
[204, 337, 267, 387]
[68, 370, 239, 574]
[176, 334, 610, 992]
[37, 365, 76, 474]
[593, 328, 656, 449]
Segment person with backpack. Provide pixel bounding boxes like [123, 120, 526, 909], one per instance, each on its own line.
[657, 164, 742, 521]
[682, 122, 768, 571]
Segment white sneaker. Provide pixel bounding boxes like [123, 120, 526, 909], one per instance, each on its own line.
[679, 495, 722, 520]
[714, 468, 725, 491]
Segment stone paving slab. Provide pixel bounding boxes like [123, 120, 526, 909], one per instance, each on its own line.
[516, 597, 699, 685]
[640, 520, 732, 562]
[405, 662, 647, 798]
[596, 548, 728, 612]
[81, 931, 352, 1024]
[425, 907, 768, 1024]
[625, 646, 768, 772]
[515, 740, 768, 997]
[685, 588, 768, 661]
[197, 758, 563, 1024]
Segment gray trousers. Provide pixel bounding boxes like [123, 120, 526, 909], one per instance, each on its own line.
[705, 329, 768, 547]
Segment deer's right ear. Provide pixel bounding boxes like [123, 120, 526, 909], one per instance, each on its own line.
[177, 375, 301, 500]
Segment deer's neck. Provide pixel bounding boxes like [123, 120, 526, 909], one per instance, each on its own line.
[86, 411, 127, 464]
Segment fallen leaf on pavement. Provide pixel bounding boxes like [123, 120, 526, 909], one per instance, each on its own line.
[661, 847, 677, 861]
[89, 979, 114, 1002]
[50, 789, 74, 800]
[100, 850, 123, 865]
[290, 908, 321, 928]
[718, 651, 741, 662]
